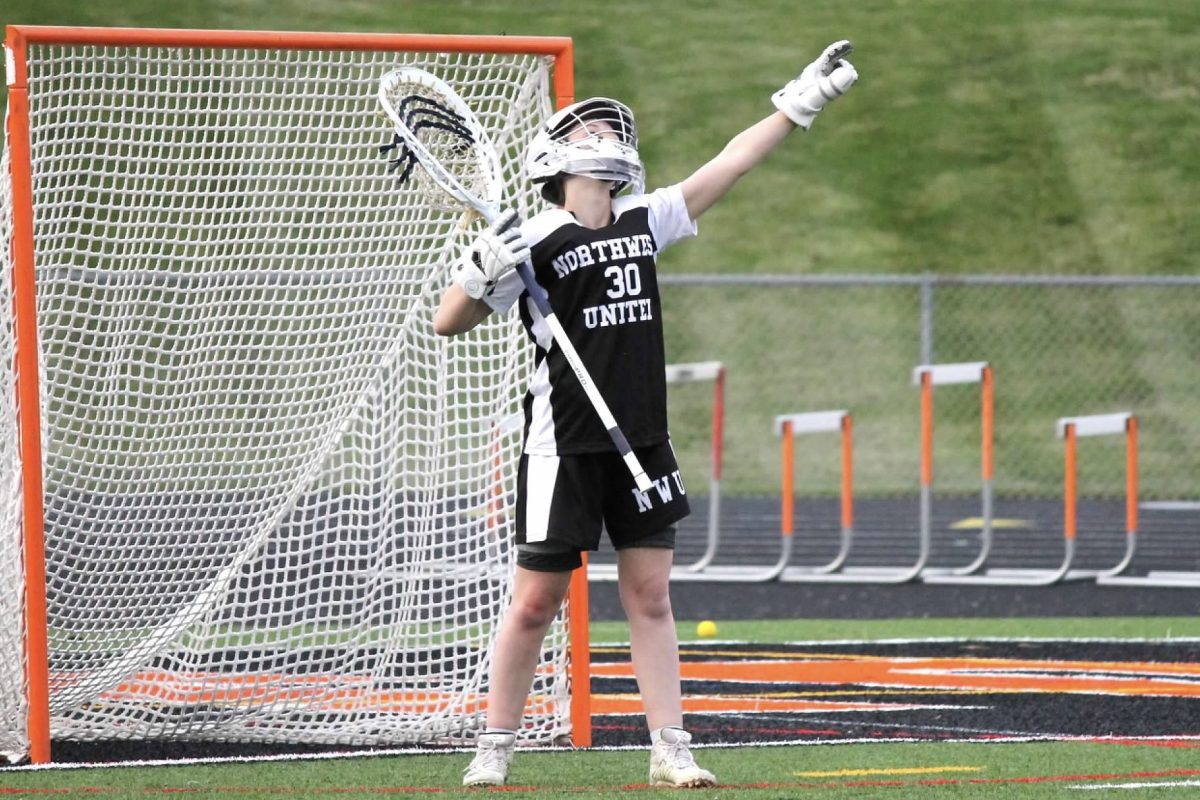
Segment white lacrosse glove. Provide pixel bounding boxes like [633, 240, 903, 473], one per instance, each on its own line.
[772, 40, 858, 130]
[450, 209, 531, 300]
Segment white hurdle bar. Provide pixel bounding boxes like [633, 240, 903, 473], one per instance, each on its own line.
[936, 412, 1138, 586]
[589, 361, 725, 582]
[777, 411, 855, 582]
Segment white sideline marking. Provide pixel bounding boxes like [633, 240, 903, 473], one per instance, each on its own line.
[1070, 779, 1200, 791]
[6, 735, 1200, 772]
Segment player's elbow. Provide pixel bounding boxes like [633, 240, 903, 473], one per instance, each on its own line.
[433, 289, 490, 336]
[433, 306, 464, 336]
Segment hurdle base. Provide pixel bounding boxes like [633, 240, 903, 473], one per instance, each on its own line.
[1097, 570, 1200, 588]
[795, 565, 924, 584]
[587, 560, 789, 584]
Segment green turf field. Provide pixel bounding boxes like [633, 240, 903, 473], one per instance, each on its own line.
[4, 616, 1200, 797]
[4, 740, 1199, 798]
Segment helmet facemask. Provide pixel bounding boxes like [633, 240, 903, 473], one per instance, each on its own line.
[525, 98, 645, 202]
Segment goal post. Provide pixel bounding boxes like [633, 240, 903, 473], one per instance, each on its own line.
[2, 25, 584, 764]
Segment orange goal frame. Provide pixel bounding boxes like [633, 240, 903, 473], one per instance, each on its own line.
[3, 24, 585, 764]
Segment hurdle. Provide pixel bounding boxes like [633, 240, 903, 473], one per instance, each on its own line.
[903, 361, 995, 579]
[930, 412, 1139, 586]
[588, 361, 725, 582]
[1090, 416, 1200, 587]
[776, 411, 854, 581]
[1100, 506, 1200, 588]
[663, 411, 829, 583]
[792, 361, 985, 584]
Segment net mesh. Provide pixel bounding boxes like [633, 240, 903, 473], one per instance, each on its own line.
[0, 39, 564, 759]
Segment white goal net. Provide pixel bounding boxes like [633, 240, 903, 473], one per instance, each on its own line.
[1, 30, 575, 762]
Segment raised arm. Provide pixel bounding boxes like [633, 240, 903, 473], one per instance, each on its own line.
[680, 41, 858, 220]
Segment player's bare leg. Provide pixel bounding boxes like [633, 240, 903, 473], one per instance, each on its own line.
[464, 566, 572, 786]
[617, 546, 715, 787]
[487, 566, 573, 728]
[617, 547, 682, 729]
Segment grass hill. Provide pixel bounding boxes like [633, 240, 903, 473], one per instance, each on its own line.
[4, 1, 1198, 497]
[5, 0, 1198, 275]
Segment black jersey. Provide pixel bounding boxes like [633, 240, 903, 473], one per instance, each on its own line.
[486, 185, 697, 455]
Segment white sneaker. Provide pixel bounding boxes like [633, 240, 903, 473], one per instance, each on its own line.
[462, 731, 515, 787]
[649, 728, 716, 788]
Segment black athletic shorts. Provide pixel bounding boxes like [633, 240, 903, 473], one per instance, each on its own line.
[515, 440, 690, 554]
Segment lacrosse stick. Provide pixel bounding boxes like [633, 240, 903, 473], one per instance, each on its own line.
[378, 67, 654, 492]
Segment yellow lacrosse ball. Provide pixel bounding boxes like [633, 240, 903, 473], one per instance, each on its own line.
[696, 620, 718, 638]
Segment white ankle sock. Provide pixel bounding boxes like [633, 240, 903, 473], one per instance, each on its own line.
[481, 728, 516, 742]
[650, 726, 685, 746]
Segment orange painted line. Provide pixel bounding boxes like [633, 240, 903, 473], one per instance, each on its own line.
[592, 655, 1200, 698]
[91, 673, 553, 716]
[592, 694, 933, 715]
[667, 647, 1200, 675]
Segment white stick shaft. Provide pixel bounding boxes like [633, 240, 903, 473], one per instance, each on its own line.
[542, 313, 653, 492]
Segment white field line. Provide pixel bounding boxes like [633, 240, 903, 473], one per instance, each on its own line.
[1071, 779, 1200, 791]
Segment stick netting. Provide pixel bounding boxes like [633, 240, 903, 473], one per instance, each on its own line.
[0, 39, 563, 759]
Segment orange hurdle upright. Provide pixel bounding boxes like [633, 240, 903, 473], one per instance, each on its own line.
[776, 411, 854, 581]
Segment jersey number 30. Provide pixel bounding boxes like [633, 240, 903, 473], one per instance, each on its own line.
[604, 263, 643, 299]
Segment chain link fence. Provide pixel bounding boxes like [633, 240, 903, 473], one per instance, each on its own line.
[661, 274, 1200, 501]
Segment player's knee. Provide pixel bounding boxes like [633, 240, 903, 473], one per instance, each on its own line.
[618, 576, 672, 621]
[508, 590, 564, 631]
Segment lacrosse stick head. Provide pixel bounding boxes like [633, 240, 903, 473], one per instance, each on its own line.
[524, 96, 645, 203]
[377, 67, 502, 217]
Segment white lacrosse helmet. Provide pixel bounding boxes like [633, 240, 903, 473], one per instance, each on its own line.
[525, 97, 645, 202]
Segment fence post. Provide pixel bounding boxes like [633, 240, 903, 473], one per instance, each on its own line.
[920, 272, 935, 364]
